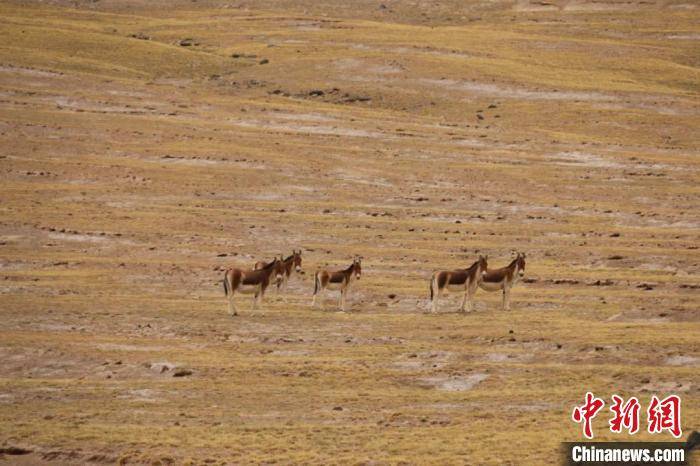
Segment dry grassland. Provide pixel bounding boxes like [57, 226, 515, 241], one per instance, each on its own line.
[0, 0, 699, 463]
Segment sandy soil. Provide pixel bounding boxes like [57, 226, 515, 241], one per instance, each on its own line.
[0, 0, 698, 463]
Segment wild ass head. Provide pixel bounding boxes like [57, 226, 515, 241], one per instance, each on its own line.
[517, 252, 526, 277]
[353, 256, 362, 280]
[477, 254, 489, 280]
[292, 249, 303, 273]
[263, 256, 285, 285]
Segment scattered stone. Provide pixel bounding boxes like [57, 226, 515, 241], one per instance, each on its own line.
[665, 355, 699, 366]
[417, 373, 488, 392]
[179, 38, 198, 47]
[552, 279, 579, 285]
[0, 446, 31, 455]
[150, 362, 176, 373]
[129, 32, 151, 40]
[173, 369, 193, 377]
[588, 279, 615, 286]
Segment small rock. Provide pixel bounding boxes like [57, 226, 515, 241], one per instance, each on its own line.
[150, 362, 176, 373]
[589, 279, 615, 286]
[0, 447, 32, 455]
[129, 32, 151, 40]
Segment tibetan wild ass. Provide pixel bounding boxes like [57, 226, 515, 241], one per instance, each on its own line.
[312, 257, 362, 311]
[478, 252, 526, 311]
[223, 257, 284, 315]
[430, 255, 488, 313]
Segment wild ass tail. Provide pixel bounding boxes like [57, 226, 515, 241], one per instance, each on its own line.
[223, 270, 230, 296]
[429, 273, 435, 301]
[313, 271, 320, 295]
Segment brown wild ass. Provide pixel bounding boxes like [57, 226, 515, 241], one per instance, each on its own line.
[430, 255, 488, 313]
[312, 257, 362, 311]
[478, 252, 526, 311]
[256, 250, 303, 290]
[253, 255, 285, 290]
[223, 258, 284, 315]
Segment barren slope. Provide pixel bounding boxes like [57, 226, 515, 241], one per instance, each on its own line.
[0, 0, 699, 464]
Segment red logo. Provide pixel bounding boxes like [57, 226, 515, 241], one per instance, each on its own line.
[572, 392, 606, 439]
[572, 393, 682, 439]
[647, 395, 682, 438]
[609, 395, 640, 435]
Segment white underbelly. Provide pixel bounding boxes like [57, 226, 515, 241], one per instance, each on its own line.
[445, 284, 466, 292]
[237, 284, 260, 294]
[479, 281, 503, 292]
[325, 282, 344, 291]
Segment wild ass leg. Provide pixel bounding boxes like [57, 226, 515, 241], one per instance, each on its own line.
[254, 284, 264, 310]
[432, 288, 441, 313]
[504, 287, 511, 311]
[459, 289, 468, 312]
[430, 274, 438, 313]
[339, 287, 345, 311]
[465, 285, 475, 313]
[311, 273, 320, 307]
[228, 293, 238, 316]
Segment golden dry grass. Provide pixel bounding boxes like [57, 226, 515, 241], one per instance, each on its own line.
[0, 0, 699, 463]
